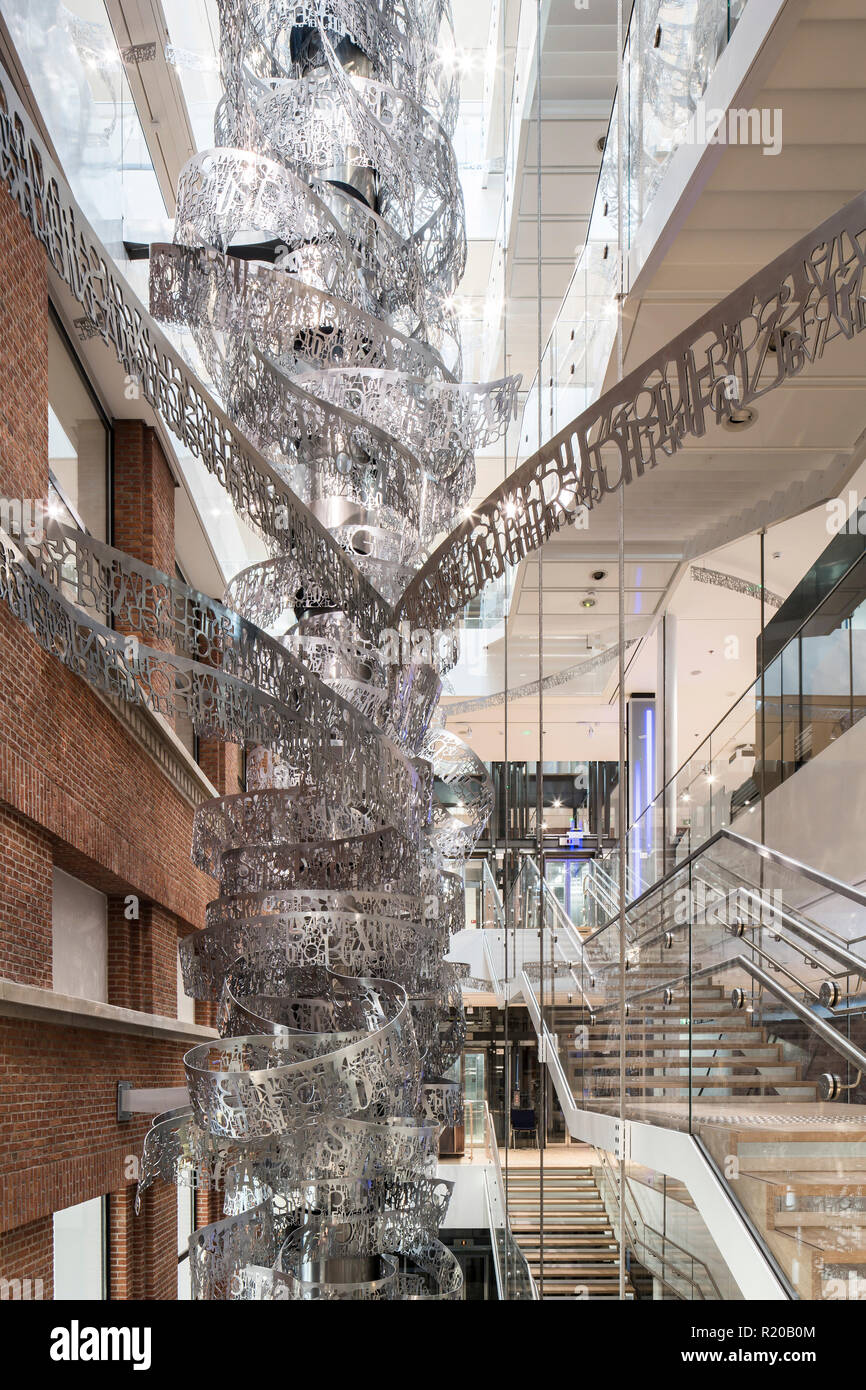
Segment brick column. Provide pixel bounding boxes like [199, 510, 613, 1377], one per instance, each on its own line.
[109, 1185, 176, 1300]
[108, 897, 179, 1018]
[112, 422, 176, 576]
[198, 740, 243, 797]
[0, 183, 48, 503]
[109, 1187, 137, 1300]
[140, 1185, 177, 1300]
[195, 1186, 222, 1230]
[0, 807, 53, 987]
[111, 422, 178, 726]
[193, 741, 240, 1031]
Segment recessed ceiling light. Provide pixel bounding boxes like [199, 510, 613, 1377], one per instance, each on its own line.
[722, 406, 757, 431]
[690, 669, 702, 676]
[591, 569, 607, 581]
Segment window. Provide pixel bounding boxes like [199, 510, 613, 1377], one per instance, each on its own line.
[48, 313, 110, 541]
[176, 941, 196, 1024]
[52, 867, 108, 1002]
[53, 1196, 107, 1300]
[177, 1186, 195, 1300]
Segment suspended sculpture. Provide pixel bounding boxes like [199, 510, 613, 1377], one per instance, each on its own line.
[137, 0, 513, 1299]
[5, 0, 861, 1305]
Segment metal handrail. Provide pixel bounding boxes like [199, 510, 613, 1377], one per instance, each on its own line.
[591, 953, 866, 1079]
[467, 1098, 538, 1300]
[601, 873, 865, 989]
[585, 827, 866, 942]
[580, 834, 866, 1018]
[595, 1149, 722, 1300]
[510, 857, 595, 1008]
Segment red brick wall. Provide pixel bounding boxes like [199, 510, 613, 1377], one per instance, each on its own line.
[108, 899, 179, 1019]
[109, 1184, 177, 1301]
[0, 604, 213, 934]
[0, 806, 53, 988]
[113, 421, 176, 578]
[0, 181, 220, 1300]
[198, 740, 243, 798]
[0, 1216, 52, 1299]
[0, 183, 47, 502]
[0, 1020, 186, 1230]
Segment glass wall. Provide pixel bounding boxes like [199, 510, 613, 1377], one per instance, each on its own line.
[1, 0, 169, 259]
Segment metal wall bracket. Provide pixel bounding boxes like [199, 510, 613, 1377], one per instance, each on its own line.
[117, 1079, 132, 1123]
[613, 1118, 631, 1161]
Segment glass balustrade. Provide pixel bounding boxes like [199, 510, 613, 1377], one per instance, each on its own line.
[480, 828, 866, 1299]
[594, 1149, 739, 1300]
[464, 1099, 538, 1300]
[562, 831, 866, 1299]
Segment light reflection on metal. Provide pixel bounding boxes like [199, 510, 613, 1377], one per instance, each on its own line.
[0, 0, 519, 1302]
[690, 566, 783, 609]
[4, 0, 866, 1303]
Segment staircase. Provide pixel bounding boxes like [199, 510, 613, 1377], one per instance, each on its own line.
[506, 1165, 634, 1299]
[563, 982, 819, 1109]
[699, 1112, 866, 1299]
[503, 836, 866, 1300]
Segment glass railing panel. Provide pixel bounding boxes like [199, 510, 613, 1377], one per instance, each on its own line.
[467, 1100, 537, 1299]
[694, 832, 866, 945]
[518, 0, 752, 462]
[704, 686, 760, 838]
[693, 971, 866, 1300]
[594, 1147, 736, 1299]
[799, 619, 855, 767]
[513, 833, 866, 1297]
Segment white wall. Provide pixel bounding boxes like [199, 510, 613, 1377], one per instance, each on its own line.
[437, 1163, 488, 1229]
[761, 713, 866, 900]
[53, 1196, 105, 1300]
[176, 943, 196, 1023]
[51, 867, 107, 1002]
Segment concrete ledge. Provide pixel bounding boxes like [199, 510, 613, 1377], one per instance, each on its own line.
[0, 977, 218, 1042]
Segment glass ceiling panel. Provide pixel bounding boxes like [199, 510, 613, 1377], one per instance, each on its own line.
[2, 0, 167, 259]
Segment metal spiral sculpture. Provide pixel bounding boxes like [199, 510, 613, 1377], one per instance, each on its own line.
[138, 0, 514, 1299]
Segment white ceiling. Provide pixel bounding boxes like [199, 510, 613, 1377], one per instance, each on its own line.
[444, 0, 866, 766]
[18, 0, 866, 775]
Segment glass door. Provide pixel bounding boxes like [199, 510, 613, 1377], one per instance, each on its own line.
[464, 1051, 486, 1148]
